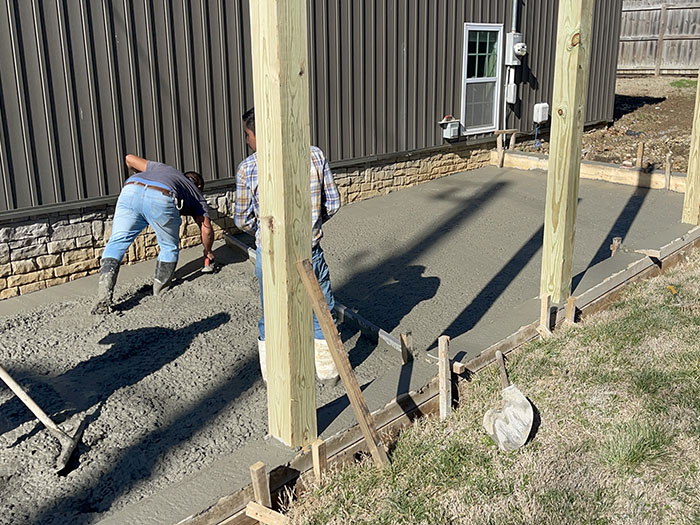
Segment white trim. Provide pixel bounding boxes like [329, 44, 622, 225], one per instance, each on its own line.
[460, 23, 503, 135]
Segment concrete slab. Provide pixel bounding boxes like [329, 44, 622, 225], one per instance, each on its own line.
[3, 164, 694, 525]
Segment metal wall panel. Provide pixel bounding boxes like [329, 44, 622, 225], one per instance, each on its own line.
[0, 0, 622, 215]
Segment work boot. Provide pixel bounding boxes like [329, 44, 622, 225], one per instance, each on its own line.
[91, 258, 120, 315]
[153, 260, 177, 296]
[315, 338, 340, 385]
[258, 338, 267, 383]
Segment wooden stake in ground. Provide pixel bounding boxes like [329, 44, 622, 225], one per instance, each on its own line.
[311, 438, 327, 482]
[610, 236, 622, 257]
[636, 141, 645, 169]
[540, 0, 595, 303]
[400, 332, 413, 364]
[296, 259, 390, 467]
[537, 295, 553, 338]
[565, 295, 577, 325]
[438, 336, 452, 420]
[682, 69, 700, 225]
[665, 152, 672, 190]
[249, 0, 316, 447]
[250, 461, 272, 508]
[245, 501, 290, 525]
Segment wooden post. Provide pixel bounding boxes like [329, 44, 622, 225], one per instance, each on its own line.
[537, 295, 553, 338]
[250, 461, 272, 509]
[296, 259, 390, 467]
[636, 142, 645, 169]
[249, 0, 316, 446]
[610, 236, 622, 257]
[682, 69, 700, 225]
[564, 296, 577, 324]
[665, 152, 672, 190]
[540, 0, 595, 304]
[245, 502, 290, 525]
[655, 5, 668, 76]
[497, 133, 505, 167]
[438, 336, 451, 420]
[400, 332, 413, 364]
[311, 438, 327, 482]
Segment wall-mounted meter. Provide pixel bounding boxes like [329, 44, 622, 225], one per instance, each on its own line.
[505, 32, 527, 66]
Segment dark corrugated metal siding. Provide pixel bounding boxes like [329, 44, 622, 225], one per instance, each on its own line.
[0, 0, 621, 215]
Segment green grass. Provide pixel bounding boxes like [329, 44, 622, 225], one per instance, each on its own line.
[288, 254, 700, 524]
[601, 421, 673, 472]
[670, 78, 698, 89]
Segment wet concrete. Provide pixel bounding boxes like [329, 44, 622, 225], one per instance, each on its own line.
[0, 165, 692, 524]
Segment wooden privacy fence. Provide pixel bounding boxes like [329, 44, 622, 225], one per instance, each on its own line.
[618, 2, 700, 75]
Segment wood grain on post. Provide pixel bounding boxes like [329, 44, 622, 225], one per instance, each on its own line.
[565, 295, 577, 324]
[540, 0, 595, 303]
[311, 438, 327, 482]
[250, 461, 272, 508]
[438, 336, 451, 420]
[537, 295, 553, 338]
[682, 69, 700, 225]
[249, 0, 317, 447]
[296, 259, 390, 467]
[636, 142, 645, 169]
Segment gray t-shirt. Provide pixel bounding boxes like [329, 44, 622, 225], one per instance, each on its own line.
[128, 161, 209, 218]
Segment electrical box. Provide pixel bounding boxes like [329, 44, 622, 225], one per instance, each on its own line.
[438, 115, 461, 139]
[505, 83, 517, 104]
[533, 102, 549, 124]
[505, 32, 525, 66]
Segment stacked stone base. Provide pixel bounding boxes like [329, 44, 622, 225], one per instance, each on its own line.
[0, 141, 491, 300]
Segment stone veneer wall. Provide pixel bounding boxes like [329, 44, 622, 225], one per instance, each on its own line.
[0, 141, 491, 299]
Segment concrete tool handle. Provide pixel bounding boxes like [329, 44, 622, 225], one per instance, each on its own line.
[495, 351, 510, 389]
[0, 363, 65, 436]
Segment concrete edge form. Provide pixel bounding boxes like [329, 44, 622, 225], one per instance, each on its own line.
[491, 150, 688, 192]
[151, 225, 700, 525]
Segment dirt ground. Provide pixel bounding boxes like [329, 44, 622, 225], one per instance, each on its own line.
[517, 76, 697, 173]
[0, 248, 395, 525]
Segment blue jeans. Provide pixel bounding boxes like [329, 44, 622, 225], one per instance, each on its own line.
[102, 183, 182, 263]
[255, 245, 336, 340]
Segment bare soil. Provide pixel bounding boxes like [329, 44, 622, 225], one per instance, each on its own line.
[517, 76, 697, 173]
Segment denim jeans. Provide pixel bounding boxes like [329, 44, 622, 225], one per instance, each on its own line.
[102, 183, 182, 263]
[255, 244, 336, 340]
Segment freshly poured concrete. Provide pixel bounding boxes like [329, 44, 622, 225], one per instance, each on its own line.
[0, 165, 692, 525]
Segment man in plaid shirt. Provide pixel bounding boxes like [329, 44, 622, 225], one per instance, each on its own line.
[235, 108, 341, 384]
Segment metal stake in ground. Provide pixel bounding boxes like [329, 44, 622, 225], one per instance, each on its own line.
[0, 362, 84, 472]
[296, 259, 390, 468]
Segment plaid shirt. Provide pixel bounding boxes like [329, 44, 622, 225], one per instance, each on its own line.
[234, 146, 341, 248]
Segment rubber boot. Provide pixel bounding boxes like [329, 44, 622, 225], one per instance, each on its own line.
[258, 339, 267, 383]
[91, 258, 120, 315]
[315, 338, 340, 385]
[153, 260, 177, 296]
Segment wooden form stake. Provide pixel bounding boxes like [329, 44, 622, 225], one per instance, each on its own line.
[311, 438, 327, 482]
[249, 0, 316, 446]
[682, 69, 700, 225]
[537, 295, 553, 338]
[245, 501, 290, 525]
[296, 259, 390, 467]
[400, 332, 413, 364]
[610, 236, 622, 257]
[438, 336, 451, 420]
[564, 295, 577, 324]
[540, 0, 595, 304]
[665, 152, 672, 190]
[250, 461, 272, 509]
[636, 141, 645, 169]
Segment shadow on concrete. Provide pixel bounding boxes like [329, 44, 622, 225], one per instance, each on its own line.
[573, 186, 651, 292]
[335, 181, 509, 366]
[437, 225, 544, 348]
[0, 313, 230, 436]
[34, 351, 261, 523]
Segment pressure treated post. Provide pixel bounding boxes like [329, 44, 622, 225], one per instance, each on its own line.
[249, 0, 316, 446]
[540, 0, 595, 303]
[682, 70, 700, 225]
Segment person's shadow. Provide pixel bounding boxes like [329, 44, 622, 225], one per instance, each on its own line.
[0, 313, 230, 436]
